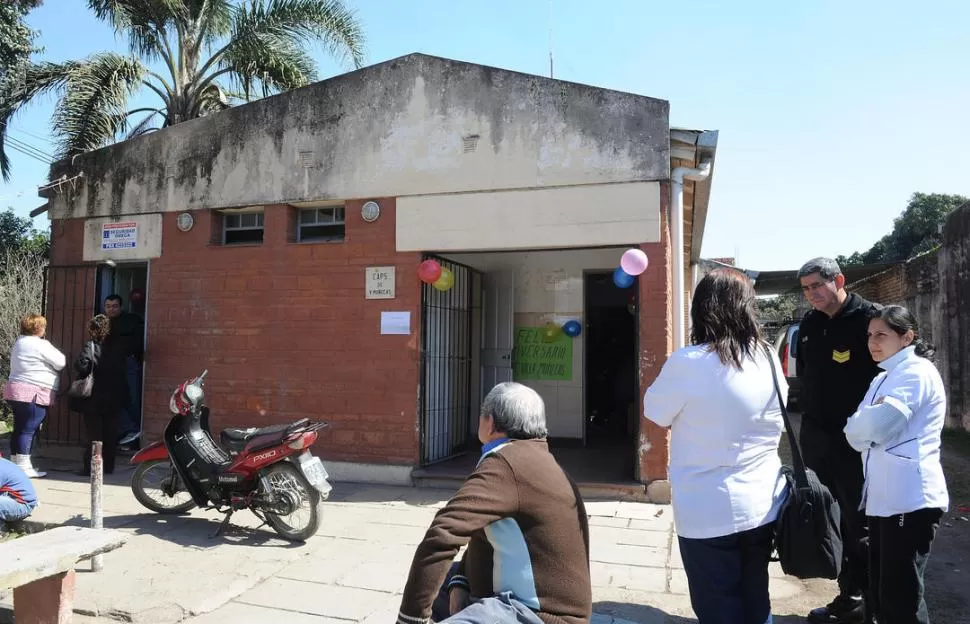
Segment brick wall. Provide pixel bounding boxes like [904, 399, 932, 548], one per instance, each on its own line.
[846, 264, 906, 305]
[48, 194, 679, 477]
[638, 181, 672, 481]
[50, 199, 423, 465]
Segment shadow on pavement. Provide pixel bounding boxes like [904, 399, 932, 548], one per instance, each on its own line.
[33, 511, 306, 550]
[594, 601, 813, 623]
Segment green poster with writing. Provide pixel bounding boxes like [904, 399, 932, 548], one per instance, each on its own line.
[512, 327, 573, 381]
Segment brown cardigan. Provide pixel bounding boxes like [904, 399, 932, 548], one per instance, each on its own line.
[398, 438, 592, 624]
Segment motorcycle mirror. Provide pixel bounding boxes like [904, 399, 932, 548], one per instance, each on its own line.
[198, 370, 208, 381]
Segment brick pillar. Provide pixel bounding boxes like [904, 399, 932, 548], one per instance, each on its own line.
[636, 181, 673, 489]
[14, 570, 76, 624]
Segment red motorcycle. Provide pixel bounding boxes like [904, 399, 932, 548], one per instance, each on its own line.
[129, 370, 332, 541]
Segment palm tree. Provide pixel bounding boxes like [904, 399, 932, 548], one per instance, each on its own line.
[0, 0, 365, 181]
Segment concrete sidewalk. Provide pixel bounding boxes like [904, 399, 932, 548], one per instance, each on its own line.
[1, 466, 834, 623]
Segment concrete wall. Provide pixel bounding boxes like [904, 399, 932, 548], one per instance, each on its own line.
[43, 54, 670, 220]
[397, 182, 661, 252]
[941, 204, 970, 431]
[81, 214, 163, 262]
[846, 203, 970, 431]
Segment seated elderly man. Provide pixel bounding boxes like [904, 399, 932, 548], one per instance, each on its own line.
[397, 382, 592, 624]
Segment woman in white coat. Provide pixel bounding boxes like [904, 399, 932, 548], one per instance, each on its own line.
[644, 269, 788, 624]
[843, 305, 949, 624]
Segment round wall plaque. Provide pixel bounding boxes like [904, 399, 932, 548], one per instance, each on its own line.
[361, 201, 381, 223]
[176, 212, 194, 232]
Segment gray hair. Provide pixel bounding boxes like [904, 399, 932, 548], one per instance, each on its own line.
[480, 382, 548, 440]
[797, 257, 842, 281]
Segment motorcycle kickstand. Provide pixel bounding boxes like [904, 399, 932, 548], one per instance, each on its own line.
[211, 509, 234, 539]
[251, 509, 269, 530]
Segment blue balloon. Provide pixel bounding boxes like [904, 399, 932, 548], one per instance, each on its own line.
[562, 320, 582, 337]
[613, 266, 635, 288]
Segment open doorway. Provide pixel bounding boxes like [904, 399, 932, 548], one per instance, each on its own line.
[95, 262, 148, 451]
[412, 249, 644, 486]
[584, 271, 638, 459]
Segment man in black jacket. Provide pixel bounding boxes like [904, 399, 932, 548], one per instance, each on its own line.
[104, 294, 144, 447]
[796, 257, 881, 624]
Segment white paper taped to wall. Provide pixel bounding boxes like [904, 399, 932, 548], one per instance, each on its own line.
[380, 311, 410, 335]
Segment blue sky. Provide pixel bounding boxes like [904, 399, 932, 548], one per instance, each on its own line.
[3, 0, 968, 270]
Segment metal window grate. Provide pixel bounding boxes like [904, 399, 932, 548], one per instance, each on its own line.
[419, 256, 481, 466]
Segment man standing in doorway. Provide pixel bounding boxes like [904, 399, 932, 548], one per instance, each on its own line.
[103, 294, 144, 447]
[796, 258, 881, 624]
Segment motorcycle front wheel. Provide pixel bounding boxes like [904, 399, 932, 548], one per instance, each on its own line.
[262, 462, 321, 542]
[131, 459, 197, 514]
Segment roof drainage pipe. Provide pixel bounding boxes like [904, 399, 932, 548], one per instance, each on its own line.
[670, 161, 712, 350]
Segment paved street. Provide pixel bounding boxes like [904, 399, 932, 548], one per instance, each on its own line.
[1, 465, 833, 623]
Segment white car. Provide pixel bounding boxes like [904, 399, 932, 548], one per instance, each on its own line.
[773, 324, 800, 407]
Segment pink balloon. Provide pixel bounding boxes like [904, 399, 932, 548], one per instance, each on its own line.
[620, 249, 649, 276]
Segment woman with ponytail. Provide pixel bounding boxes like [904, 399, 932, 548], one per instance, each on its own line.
[843, 305, 949, 624]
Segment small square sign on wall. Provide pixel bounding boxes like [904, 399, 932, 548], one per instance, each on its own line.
[101, 221, 138, 251]
[365, 266, 395, 299]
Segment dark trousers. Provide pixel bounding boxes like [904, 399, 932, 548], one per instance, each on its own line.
[801, 419, 868, 596]
[678, 522, 775, 624]
[82, 408, 121, 474]
[869, 508, 942, 624]
[118, 356, 142, 436]
[6, 399, 47, 455]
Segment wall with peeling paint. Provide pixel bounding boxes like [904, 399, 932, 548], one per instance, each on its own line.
[42, 53, 670, 221]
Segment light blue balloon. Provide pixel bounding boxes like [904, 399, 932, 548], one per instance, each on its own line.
[613, 266, 635, 288]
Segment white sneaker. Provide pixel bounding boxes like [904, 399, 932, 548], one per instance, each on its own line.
[118, 431, 142, 446]
[13, 454, 46, 479]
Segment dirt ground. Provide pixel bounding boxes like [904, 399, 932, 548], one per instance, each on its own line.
[780, 416, 970, 624]
[924, 429, 970, 622]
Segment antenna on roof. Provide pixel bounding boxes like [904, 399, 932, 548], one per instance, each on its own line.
[548, 0, 555, 78]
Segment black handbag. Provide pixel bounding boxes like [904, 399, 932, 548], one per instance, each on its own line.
[765, 344, 844, 580]
[67, 374, 93, 399]
[66, 341, 99, 410]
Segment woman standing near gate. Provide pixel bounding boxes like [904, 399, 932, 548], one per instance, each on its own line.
[73, 314, 128, 476]
[3, 314, 67, 478]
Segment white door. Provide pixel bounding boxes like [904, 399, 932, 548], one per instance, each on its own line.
[480, 271, 514, 400]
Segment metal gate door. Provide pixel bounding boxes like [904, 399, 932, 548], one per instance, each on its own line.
[40, 264, 99, 444]
[419, 256, 480, 466]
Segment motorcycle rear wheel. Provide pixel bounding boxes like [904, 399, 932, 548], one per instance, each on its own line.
[131, 459, 197, 514]
[262, 462, 321, 542]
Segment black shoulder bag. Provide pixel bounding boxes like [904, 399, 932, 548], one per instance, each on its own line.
[764, 343, 844, 580]
[66, 341, 100, 411]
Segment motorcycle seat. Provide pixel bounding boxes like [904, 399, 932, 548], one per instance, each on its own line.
[220, 419, 311, 448]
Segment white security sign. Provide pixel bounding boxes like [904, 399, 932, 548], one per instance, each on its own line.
[101, 222, 138, 250]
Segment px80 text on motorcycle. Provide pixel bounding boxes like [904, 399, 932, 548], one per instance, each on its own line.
[129, 370, 332, 542]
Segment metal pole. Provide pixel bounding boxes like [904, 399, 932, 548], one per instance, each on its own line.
[91, 441, 104, 572]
